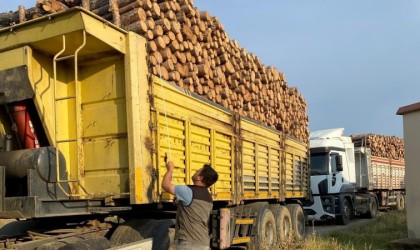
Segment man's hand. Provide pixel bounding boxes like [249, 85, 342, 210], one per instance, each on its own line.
[162, 161, 176, 195]
[166, 161, 175, 171]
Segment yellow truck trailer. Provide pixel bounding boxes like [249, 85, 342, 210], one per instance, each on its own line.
[0, 8, 309, 249]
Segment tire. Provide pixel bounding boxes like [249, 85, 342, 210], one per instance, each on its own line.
[285, 204, 305, 241]
[59, 237, 111, 250]
[269, 204, 292, 244]
[109, 219, 158, 247]
[37, 237, 82, 250]
[336, 198, 351, 225]
[150, 219, 176, 250]
[251, 208, 277, 248]
[366, 197, 378, 219]
[37, 237, 110, 250]
[396, 194, 405, 211]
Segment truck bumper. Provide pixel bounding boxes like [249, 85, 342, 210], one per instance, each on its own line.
[304, 195, 336, 221]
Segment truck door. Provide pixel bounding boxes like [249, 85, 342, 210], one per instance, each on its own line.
[328, 152, 344, 194]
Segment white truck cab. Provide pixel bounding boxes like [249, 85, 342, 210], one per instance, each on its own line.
[304, 128, 372, 224]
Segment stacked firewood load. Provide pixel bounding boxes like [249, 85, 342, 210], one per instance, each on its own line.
[351, 134, 404, 160]
[0, 0, 310, 143]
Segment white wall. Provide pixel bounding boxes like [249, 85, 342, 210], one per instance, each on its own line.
[398, 103, 420, 238]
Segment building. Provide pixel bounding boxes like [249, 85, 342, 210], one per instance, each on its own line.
[395, 102, 420, 247]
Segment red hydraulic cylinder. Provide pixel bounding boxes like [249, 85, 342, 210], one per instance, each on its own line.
[10, 101, 40, 149]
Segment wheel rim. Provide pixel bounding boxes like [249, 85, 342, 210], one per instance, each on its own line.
[371, 200, 377, 216]
[283, 218, 290, 239]
[265, 220, 275, 245]
[344, 201, 351, 220]
[297, 213, 305, 235]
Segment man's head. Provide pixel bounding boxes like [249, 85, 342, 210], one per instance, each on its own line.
[192, 164, 219, 187]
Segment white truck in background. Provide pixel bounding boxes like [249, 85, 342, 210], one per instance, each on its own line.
[303, 128, 405, 225]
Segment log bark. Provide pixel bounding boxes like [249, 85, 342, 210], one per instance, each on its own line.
[82, 0, 90, 10]
[18, 6, 26, 22]
[109, 0, 120, 27]
[4, 0, 311, 143]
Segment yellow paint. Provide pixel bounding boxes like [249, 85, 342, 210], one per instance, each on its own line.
[235, 219, 254, 224]
[0, 47, 28, 70]
[232, 237, 252, 244]
[0, 9, 309, 206]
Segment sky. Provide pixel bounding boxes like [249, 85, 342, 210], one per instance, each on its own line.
[1, 1, 419, 138]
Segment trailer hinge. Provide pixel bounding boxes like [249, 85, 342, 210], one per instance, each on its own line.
[148, 91, 155, 107]
[148, 121, 157, 131]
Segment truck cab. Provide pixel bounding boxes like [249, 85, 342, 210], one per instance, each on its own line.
[304, 128, 378, 225]
[304, 128, 360, 224]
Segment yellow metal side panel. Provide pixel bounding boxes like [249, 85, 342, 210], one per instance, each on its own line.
[190, 124, 211, 172]
[213, 132, 233, 200]
[80, 58, 129, 195]
[284, 137, 309, 198]
[257, 145, 269, 196]
[82, 99, 127, 137]
[0, 12, 85, 51]
[80, 59, 125, 104]
[153, 78, 234, 201]
[241, 119, 280, 148]
[28, 50, 79, 192]
[270, 148, 281, 197]
[152, 77, 234, 202]
[240, 119, 282, 200]
[242, 140, 256, 198]
[152, 77, 232, 129]
[124, 33, 151, 204]
[81, 12, 126, 53]
[83, 138, 129, 194]
[158, 115, 187, 198]
[0, 47, 28, 70]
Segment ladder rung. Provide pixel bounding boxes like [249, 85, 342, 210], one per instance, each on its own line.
[55, 96, 76, 101]
[56, 55, 75, 62]
[57, 139, 77, 143]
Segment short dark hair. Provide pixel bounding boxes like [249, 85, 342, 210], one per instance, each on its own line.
[200, 164, 218, 187]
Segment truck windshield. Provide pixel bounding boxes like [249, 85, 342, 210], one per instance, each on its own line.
[310, 152, 329, 176]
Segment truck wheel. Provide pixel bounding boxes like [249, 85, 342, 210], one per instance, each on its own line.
[269, 204, 292, 244]
[336, 198, 351, 225]
[286, 204, 305, 241]
[37, 236, 110, 250]
[396, 194, 405, 211]
[366, 197, 378, 219]
[250, 208, 277, 248]
[150, 219, 175, 250]
[109, 219, 158, 247]
[57, 237, 111, 250]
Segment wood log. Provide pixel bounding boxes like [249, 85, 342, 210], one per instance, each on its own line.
[14, 0, 311, 143]
[124, 20, 148, 34]
[0, 12, 16, 27]
[82, 0, 90, 10]
[109, 0, 120, 27]
[121, 8, 147, 27]
[155, 18, 171, 32]
[89, 0, 108, 9]
[18, 5, 26, 22]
